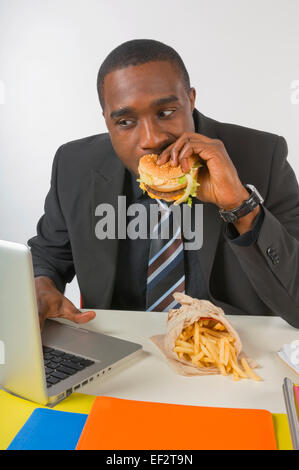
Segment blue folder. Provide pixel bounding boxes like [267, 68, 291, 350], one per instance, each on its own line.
[7, 408, 88, 450]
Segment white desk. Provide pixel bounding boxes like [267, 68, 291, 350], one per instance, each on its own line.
[60, 310, 299, 414]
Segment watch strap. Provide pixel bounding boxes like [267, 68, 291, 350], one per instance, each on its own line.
[219, 184, 264, 223]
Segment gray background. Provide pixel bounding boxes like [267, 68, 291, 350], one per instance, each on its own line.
[0, 0, 299, 305]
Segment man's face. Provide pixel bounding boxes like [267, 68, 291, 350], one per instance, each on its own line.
[102, 61, 196, 175]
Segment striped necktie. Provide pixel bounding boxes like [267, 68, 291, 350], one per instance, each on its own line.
[146, 200, 185, 312]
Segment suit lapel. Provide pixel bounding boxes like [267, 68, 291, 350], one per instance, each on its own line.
[86, 140, 126, 308]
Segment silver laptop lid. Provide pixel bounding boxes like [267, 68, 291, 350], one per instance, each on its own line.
[0, 240, 48, 404]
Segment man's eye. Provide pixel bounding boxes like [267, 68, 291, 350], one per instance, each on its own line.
[118, 119, 135, 127]
[159, 110, 175, 118]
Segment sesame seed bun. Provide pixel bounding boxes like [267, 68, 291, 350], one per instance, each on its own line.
[138, 153, 198, 179]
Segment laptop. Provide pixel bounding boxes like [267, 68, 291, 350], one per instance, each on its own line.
[0, 240, 143, 406]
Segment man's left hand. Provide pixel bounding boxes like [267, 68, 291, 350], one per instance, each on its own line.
[157, 132, 260, 234]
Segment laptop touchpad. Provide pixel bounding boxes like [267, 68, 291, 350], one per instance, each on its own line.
[41, 319, 140, 363]
[41, 320, 104, 361]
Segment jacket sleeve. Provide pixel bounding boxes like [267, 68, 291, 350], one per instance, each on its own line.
[224, 136, 299, 328]
[27, 145, 75, 293]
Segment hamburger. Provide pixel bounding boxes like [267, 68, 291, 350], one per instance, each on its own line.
[137, 154, 202, 206]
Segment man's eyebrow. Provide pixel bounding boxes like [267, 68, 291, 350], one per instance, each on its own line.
[153, 95, 179, 106]
[109, 95, 179, 120]
[110, 107, 134, 120]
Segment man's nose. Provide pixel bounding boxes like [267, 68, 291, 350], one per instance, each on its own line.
[138, 119, 169, 154]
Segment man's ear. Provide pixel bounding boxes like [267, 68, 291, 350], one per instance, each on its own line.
[189, 87, 196, 112]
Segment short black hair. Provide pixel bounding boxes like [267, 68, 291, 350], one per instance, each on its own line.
[97, 39, 191, 109]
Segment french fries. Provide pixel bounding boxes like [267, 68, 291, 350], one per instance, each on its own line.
[173, 318, 261, 381]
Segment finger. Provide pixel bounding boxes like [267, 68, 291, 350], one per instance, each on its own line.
[170, 133, 207, 167]
[179, 141, 215, 166]
[156, 144, 174, 165]
[172, 133, 222, 158]
[161, 133, 208, 167]
[64, 309, 96, 324]
[170, 146, 179, 167]
[170, 134, 194, 166]
[193, 133, 214, 143]
[177, 140, 205, 172]
[178, 144, 194, 172]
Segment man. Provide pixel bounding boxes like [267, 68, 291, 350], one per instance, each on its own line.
[28, 39, 299, 329]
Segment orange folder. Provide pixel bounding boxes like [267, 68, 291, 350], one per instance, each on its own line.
[76, 396, 277, 450]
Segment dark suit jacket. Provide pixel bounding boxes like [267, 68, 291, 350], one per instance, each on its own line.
[28, 109, 299, 328]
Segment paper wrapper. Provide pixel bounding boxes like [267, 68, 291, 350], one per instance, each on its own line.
[150, 293, 258, 377]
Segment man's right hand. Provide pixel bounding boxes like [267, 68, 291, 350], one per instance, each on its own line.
[35, 276, 96, 330]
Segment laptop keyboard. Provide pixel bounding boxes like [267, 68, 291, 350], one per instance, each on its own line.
[43, 346, 95, 388]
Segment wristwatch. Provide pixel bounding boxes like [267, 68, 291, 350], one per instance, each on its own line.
[219, 184, 264, 223]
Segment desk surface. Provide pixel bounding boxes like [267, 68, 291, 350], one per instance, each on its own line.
[59, 310, 299, 414]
